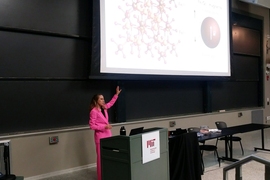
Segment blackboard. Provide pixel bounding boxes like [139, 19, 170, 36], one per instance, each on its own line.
[0, 80, 118, 134]
[124, 80, 204, 121]
[211, 81, 260, 111]
[0, 0, 264, 134]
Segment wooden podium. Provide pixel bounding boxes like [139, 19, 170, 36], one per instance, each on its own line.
[100, 128, 169, 180]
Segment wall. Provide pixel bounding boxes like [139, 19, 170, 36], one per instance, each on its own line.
[234, 0, 270, 120]
[0, 0, 269, 179]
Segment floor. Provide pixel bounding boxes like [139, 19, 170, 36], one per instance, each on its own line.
[40, 128, 270, 180]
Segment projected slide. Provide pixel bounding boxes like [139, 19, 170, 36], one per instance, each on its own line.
[100, 0, 230, 76]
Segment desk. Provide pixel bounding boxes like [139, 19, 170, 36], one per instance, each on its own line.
[198, 123, 270, 162]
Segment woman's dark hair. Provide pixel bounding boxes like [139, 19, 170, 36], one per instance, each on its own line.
[89, 94, 102, 111]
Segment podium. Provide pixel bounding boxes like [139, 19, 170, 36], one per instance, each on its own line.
[100, 128, 169, 180]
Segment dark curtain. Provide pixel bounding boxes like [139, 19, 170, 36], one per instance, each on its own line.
[169, 132, 203, 180]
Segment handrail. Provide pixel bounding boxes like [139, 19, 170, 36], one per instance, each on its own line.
[223, 155, 270, 180]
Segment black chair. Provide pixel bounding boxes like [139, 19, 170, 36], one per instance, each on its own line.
[215, 121, 244, 155]
[187, 127, 220, 172]
[176, 128, 187, 135]
[169, 128, 187, 137]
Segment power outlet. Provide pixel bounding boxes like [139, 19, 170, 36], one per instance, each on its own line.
[49, 136, 59, 144]
[238, 112, 243, 117]
[267, 116, 270, 121]
[169, 121, 176, 127]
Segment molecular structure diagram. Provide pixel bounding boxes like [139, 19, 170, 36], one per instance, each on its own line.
[111, 0, 181, 64]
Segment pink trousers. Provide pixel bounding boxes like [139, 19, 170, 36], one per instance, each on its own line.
[96, 143, 101, 180]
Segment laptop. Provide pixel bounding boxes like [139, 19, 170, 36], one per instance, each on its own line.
[129, 127, 144, 136]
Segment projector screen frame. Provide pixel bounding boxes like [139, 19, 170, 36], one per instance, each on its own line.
[90, 0, 233, 81]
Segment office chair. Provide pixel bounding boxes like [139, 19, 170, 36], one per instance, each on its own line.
[187, 127, 220, 172]
[215, 121, 244, 155]
[176, 128, 187, 135]
[168, 128, 187, 137]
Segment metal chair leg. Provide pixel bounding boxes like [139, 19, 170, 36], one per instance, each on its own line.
[215, 139, 219, 146]
[200, 150, 205, 173]
[215, 149, 220, 167]
[239, 141, 244, 155]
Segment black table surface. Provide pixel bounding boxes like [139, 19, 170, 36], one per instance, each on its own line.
[198, 123, 270, 142]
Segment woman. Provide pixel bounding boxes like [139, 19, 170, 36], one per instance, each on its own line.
[89, 86, 122, 180]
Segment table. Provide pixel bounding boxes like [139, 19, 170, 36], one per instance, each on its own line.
[198, 123, 270, 162]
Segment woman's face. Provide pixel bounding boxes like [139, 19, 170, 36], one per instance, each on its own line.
[96, 95, 105, 107]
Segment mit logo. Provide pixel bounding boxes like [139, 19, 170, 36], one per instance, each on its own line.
[147, 139, 156, 148]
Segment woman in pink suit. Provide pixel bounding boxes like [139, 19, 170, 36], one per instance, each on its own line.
[89, 86, 122, 180]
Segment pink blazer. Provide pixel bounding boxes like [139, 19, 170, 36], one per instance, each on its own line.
[89, 94, 118, 144]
